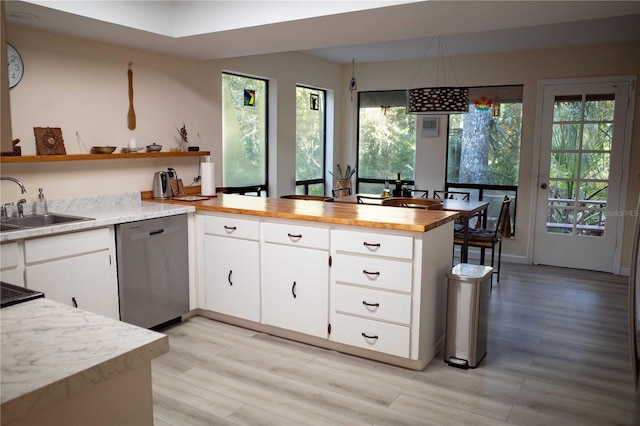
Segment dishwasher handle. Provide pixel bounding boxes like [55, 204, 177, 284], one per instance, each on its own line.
[150, 229, 164, 236]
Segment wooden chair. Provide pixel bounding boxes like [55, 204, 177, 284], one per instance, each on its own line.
[357, 195, 382, 204]
[281, 195, 334, 202]
[219, 185, 265, 196]
[454, 196, 511, 286]
[381, 197, 443, 210]
[411, 189, 429, 198]
[331, 187, 351, 197]
[433, 190, 470, 201]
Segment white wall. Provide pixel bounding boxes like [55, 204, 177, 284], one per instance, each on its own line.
[3, 22, 639, 270]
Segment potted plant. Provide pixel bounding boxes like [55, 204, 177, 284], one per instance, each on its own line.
[330, 164, 356, 196]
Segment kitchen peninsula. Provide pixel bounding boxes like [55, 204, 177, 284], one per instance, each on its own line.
[1, 298, 168, 426]
[157, 194, 459, 369]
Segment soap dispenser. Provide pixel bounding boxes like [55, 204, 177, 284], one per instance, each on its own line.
[35, 188, 48, 215]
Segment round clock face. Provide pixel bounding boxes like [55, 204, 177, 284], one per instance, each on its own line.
[7, 44, 24, 89]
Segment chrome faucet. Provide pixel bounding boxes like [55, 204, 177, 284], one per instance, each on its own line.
[1, 177, 27, 194]
[16, 199, 27, 218]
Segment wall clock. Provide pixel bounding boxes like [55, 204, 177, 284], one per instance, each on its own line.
[7, 44, 24, 89]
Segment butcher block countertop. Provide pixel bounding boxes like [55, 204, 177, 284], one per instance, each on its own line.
[146, 192, 459, 233]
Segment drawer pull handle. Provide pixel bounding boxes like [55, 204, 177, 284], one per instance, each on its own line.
[228, 270, 233, 286]
[72, 297, 78, 308]
[287, 233, 302, 240]
[362, 269, 380, 277]
[362, 301, 380, 308]
[361, 332, 379, 340]
[363, 242, 381, 249]
[224, 225, 237, 232]
[292, 281, 297, 298]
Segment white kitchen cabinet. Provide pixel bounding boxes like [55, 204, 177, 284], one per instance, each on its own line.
[24, 227, 119, 320]
[1, 240, 24, 286]
[330, 223, 453, 366]
[261, 221, 329, 338]
[199, 214, 261, 322]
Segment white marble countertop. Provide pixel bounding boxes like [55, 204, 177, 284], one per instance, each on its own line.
[0, 192, 194, 242]
[0, 298, 169, 424]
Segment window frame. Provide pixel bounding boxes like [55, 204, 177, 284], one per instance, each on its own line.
[221, 71, 269, 195]
[295, 85, 327, 195]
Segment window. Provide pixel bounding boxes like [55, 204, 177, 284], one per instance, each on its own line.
[447, 85, 523, 232]
[295, 86, 326, 195]
[357, 91, 416, 193]
[222, 72, 268, 192]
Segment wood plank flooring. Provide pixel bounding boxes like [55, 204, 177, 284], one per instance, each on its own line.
[152, 263, 640, 425]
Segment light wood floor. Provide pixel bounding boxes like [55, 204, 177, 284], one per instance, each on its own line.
[151, 263, 640, 425]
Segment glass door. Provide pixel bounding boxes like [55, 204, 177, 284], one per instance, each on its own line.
[534, 79, 631, 272]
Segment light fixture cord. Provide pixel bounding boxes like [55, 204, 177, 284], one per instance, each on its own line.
[408, 37, 435, 89]
[441, 36, 458, 87]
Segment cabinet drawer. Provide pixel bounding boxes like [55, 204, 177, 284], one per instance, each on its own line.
[332, 230, 413, 260]
[330, 313, 410, 358]
[25, 228, 109, 264]
[201, 215, 260, 241]
[333, 283, 411, 325]
[262, 222, 329, 250]
[1, 242, 20, 269]
[332, 254, 412, 293]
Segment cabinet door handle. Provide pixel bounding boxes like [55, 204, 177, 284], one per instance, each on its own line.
[291, 281, 297, 298]
[224, 225, 237, 232]
[361, 332, 379, 340]
[72, 297, 78, 308]
[287, 233, 302, 240]
[228, 270, 233, 286]
[363, 242, 381, 249]
[362, 269, 380, 277]
[362, 301, 380, 308]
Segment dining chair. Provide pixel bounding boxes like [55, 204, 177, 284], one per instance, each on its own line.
[331, 187, 351, 197]
[410, 189, 429, 198]
[433, 190, 470, 201]
[357, 195, 382, 204]
[381, 197, 443, 210]
[453, 196, 511, 287]
[281, 195, 334, 202]
[220, 185, 265, 196]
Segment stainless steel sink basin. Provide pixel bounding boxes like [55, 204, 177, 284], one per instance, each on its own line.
[1, 213, 94, 231]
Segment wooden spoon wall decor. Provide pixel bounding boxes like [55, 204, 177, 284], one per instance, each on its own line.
[127, 62, 136, 130]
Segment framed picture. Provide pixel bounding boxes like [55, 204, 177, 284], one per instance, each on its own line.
[34, 127, 66, 155]
[421, 116, 439, 137]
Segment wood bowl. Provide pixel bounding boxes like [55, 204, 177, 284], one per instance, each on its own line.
[90, 146, 116, 154]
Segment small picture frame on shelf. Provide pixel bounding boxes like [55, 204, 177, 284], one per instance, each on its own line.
[34, 127, 66, 155]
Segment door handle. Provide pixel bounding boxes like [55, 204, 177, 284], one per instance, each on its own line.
[540, 182, 548, 190]
[228, 270, 233, 286]
[291, 281, 297, 298]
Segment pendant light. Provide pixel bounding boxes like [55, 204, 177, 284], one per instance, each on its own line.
[349, 59, 358, 102]
[407, 36, 469, 114]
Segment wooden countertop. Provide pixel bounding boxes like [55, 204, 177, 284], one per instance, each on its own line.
[147, 192, 459, 233]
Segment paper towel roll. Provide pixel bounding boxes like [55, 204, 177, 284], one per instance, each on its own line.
[201, 162, 216, 196]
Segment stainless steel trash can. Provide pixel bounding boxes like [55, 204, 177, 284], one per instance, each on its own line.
[445, 263, 493, 369]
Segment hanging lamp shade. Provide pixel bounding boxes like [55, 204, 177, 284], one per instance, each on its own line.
[406, 36, 469, 114]
[407, 87, 469, 114]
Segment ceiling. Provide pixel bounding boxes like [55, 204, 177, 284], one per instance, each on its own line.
[4, 1, 640, 64]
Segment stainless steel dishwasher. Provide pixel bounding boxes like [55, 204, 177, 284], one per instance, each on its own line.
[116, 214, 189, 329]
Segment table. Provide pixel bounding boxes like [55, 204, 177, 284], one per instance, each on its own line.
[335, 194, 489, 263]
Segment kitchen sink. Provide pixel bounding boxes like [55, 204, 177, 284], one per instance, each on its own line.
[1, 213, 94, 231]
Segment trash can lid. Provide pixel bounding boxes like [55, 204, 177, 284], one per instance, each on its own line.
[448, 263, 493, 279]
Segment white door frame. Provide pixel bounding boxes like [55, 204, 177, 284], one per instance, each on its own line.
[530, 75, 636, 275]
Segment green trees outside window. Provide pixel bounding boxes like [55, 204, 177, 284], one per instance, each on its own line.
[295, 86, 326, 195]
[222, 73, 268, 187]
[357, 91, 416, 194]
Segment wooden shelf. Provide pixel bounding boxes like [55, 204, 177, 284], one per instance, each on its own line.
[0, 151, 210, 163]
